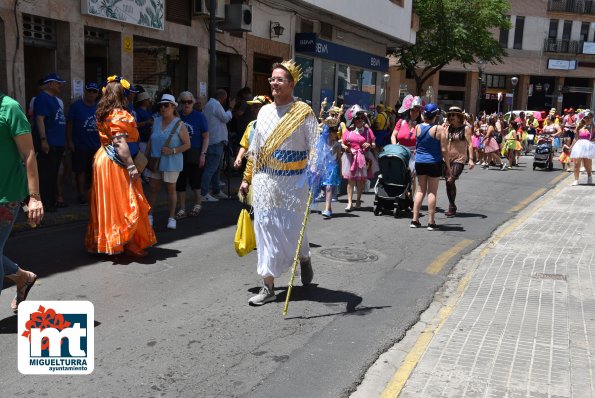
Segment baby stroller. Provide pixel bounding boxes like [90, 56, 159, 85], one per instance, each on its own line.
[533, 134, 554, 171]
[373, 144, 413, 217]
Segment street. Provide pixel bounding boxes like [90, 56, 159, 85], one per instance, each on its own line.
[0, 156, 569, 398]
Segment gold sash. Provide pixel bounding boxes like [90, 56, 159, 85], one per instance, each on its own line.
[243, 101, 314, 183]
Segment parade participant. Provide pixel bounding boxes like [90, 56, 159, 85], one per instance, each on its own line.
[85, 75, 156, 257]
[373, 103, 390, 148]
[444, 106, 474, 217]
[502, 120, 520, 169]
[146, 94, 190, 230]
[482, 115, 503, 169]
[341, 104, 378, 211]
[0, 92, 43, 313]
[559, 141, 571, 171]
[563, 107, 577, 142]
[570, 111, 594, 185]
[410, 103, 449, 230]
[316, 117, 342, 219]
[239, 60, 319, 306]
[175, 91, 208, 219]
[134, 91, 154, 148]
[201, 89, 234, 202]
[66, 82, 100, 204]
[472, 116, 486, 165]
[391, 95, 423, 194]
[234, 95, 271, 169]
[33, 73, 67, 212]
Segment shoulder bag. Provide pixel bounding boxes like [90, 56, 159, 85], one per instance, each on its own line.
[147, 120, 182, 172]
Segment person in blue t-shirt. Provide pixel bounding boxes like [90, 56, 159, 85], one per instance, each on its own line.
[175, 91, 209, 219]
[33, 73, 67, 212]
[66, 82, 99, 204]
[134, 91, 154, 144]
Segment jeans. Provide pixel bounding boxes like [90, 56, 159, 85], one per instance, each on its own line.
[201, 142, 224, 196]
[0, 202, 20, 295]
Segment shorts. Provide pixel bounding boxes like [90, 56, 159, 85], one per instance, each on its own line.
[563, 130, 575, 141]
[72, 149, 96, 173]
[176, 163, 203, 192]
[415, 162, 443, 177]
[444, 162, 465, 180]
[149, 170, 180, 184]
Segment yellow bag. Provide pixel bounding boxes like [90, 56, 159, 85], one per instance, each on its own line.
[234, 208, 256, 257]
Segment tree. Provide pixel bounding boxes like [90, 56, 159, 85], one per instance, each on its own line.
[395, 0, 511, 95]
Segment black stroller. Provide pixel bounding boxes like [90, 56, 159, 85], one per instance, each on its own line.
[373, 144, 413, 217]
[533, 134, 554, 171]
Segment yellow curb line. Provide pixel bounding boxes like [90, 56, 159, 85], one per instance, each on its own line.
[425, 239, 474, 275]
[507, 188, 546, 213]
[381, 176, 570, 398]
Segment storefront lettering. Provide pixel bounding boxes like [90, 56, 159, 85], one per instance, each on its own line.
[370, 57, 380, 67]
[316, 42, 328, 54]
[300, 39, 314, 46]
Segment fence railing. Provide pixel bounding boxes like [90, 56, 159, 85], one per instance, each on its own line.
[543, 38, 581, 54]
[547, 0, 594, 14]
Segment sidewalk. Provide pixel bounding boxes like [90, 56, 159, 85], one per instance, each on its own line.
[356, 171, 595, 397]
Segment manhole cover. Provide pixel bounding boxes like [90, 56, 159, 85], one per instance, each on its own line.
[533, 273, 567, 281]
[319, 248, 378, 263]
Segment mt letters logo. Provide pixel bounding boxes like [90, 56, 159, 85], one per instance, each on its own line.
[18, 301, 94, 374]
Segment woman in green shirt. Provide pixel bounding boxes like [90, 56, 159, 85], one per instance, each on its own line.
[0, 92, 44, 313]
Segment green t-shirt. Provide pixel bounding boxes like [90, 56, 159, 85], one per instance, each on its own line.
[0, 93, 30, 203]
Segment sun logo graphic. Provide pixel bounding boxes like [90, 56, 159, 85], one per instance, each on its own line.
[18, 301, 94, 374]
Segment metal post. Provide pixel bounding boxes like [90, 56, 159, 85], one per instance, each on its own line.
[511, 76, 519, 113]
[208, 0, 217, 98]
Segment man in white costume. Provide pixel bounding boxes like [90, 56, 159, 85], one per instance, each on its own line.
[239, 60, 319, 306]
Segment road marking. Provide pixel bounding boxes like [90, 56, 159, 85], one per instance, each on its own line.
[425, 239, 473, 275]
[507, 188, 546, 213]
[381, 177, 569, 398]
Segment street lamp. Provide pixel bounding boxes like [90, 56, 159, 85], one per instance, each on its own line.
[383, 73, 390, 105]
[511, 76, 519, 112]
[476, 59, 486, 115]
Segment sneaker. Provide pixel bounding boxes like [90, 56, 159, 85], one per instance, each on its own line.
[572, 180, 579, 186]
[322, 210, 332, 219]
[213, 191, 229, 200]
[588, 176, 593, 185]
[148, 214, 153, 227]
[314, 194, 325, 203]
[427, 223, 438, 231]
[410, 220, 421, 228]
[248, 284, 276, 306]
[167, 217, 176, 230]
[300, 257, 314, 286]
[500, 164, 508, 170]
[202, 194, 219, 202]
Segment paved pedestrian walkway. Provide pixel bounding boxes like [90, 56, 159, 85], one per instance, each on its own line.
[358, 172, 595, 397]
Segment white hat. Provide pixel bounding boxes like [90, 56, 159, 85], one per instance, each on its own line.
[159, 93, 178, 107]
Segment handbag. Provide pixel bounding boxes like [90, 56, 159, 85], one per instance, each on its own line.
[185, 148, 202, 164]
[234, 203, 256, 257]
[134, 151, 148, 173]
[147, 120, 182, 173]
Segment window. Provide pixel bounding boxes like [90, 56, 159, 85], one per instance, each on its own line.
[294, 56, 313, 102]
[405, 68, 414, 79]
[499, 16, 510, 48]
[320, 61, 336, 103]
[548, 19, 559, 39]
[439, 71, 466, 87]
[513, 16, 525, 49]
[486, 74, 506, 89]
[562, 20, 572, 40]
[165, 0, 191, 26]
[580, 22, 589, 42]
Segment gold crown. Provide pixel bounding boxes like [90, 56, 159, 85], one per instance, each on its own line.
[280, 59, 303, 83]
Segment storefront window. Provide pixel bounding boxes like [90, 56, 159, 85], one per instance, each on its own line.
[320, 60, 335, 104]
[294, 56, 313, 102]
[338, 64, 375, 108]
[361, 70, 377, 96]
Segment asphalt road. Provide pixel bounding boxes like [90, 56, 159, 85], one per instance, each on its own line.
[0, 155, 569, 398]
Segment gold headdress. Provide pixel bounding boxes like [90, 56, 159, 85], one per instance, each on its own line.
[280, 59, 303, 84]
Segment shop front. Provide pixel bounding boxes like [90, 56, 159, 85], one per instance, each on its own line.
[294, 33, 389, 113]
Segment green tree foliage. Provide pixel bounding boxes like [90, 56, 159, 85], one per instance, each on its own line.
[396, 0, 511, 95]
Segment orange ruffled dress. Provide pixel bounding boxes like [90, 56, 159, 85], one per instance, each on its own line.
[85, 109, 156, 254]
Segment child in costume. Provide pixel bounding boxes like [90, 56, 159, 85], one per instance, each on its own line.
[558, 141, 571, 171]
[314, 118, 342, 219]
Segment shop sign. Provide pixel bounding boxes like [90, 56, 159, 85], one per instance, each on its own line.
[547, 59, 577, 70]
[81, 0, 164, 30]
[295, 33, 388, 72]
[583, 42, 595, 55]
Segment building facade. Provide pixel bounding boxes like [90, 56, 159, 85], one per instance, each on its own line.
[1, 0, 416, 115]
[388, 0, 595, 115]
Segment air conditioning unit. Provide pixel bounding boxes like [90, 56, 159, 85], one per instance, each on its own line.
[192, 0, 225, 21]
[222, 4, 252, 32]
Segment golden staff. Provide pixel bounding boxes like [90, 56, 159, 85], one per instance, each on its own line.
[283, 188, 315, 317]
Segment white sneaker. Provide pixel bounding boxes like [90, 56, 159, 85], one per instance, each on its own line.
[248, 284, 276, 306]
[166, 217, 176, 230]
[213, 191, 229, 200]
[202, 194, 219, 202]
[572, 180, 579, 186]
[148, 214, 153, 226]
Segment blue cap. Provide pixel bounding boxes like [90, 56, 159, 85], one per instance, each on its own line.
[129, 84, 139, 94]
[42, 73, 66, 85]
[85, 82, 99, 91]
[423, 103, 439, 118]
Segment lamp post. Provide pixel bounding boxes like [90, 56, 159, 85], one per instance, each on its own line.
[383, 73, 390, 105]
[511, 76, 519, 113]
[476, 59, 486, 116]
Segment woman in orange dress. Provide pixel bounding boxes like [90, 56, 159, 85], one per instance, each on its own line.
[85, 75, 156, 257]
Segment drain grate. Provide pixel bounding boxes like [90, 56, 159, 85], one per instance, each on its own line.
[319, 248, 378, 263]
[532, 273, 567, 281]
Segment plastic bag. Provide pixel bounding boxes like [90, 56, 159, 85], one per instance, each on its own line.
[234, 208, 256, 257]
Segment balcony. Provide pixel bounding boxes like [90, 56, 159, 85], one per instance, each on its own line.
[547, 0, 594, 14]
[544, 38, 581, 53]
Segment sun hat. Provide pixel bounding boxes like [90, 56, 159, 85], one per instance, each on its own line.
[246, 95, 272, 106]
[158, 93, 178, 107]
[135, 92, 151, 103]
[549, 107, 556, 115]
[345, 104, 369, 128]
[85, 82, 99, 91]
[42, 73, 66, 85]
[398, 95, 424, 114]
[423, 103, 440, 119]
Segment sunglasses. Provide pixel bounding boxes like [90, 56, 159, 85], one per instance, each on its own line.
[160, 103, 173, 108]
[180, 100, 193, 105]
